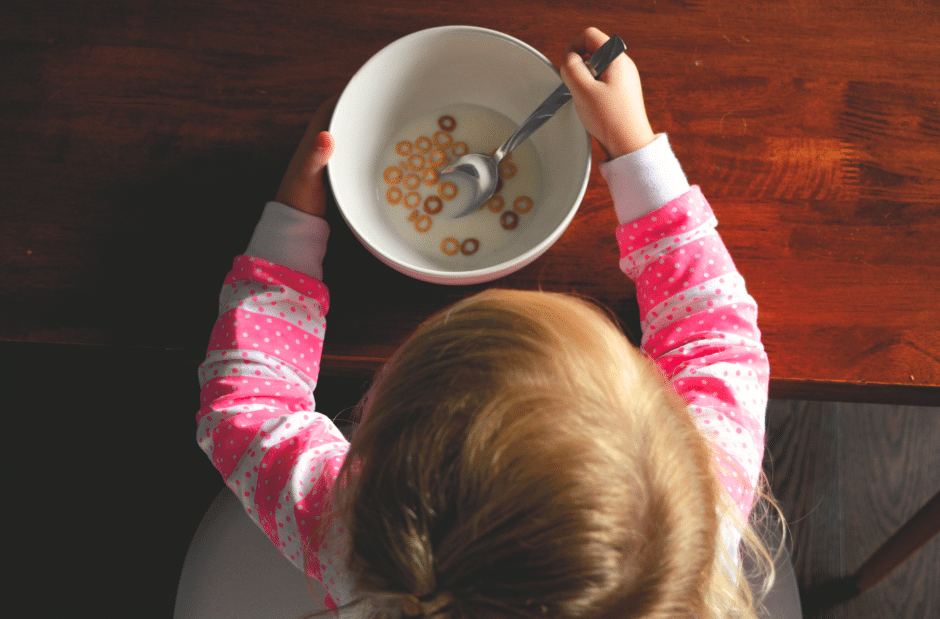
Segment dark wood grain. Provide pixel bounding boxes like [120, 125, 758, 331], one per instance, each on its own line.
[764, 399, 845, 619]
[765, 400, 940, 619]
[2, 0, 938, 403]
[838, 403, 940, 618]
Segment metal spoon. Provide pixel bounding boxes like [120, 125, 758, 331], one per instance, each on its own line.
[440, 35, 627, 218]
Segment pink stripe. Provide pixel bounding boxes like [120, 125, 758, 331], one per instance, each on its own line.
[678, 378, 738, 413]
[199, 375, 313, 416]
[655, 342, 731, 377]
[224, 255, 330, 312]
[297, 476, 334, 581]
[644, 304, 760, 358]
[205, 312, 239, 356]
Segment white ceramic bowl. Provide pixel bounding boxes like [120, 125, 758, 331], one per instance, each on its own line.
[328, 26, 591, 285]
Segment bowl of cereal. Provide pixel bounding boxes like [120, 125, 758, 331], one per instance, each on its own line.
[328, 26, 591, 285]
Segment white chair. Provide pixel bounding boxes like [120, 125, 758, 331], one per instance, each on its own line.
[174, 489, 329, 619]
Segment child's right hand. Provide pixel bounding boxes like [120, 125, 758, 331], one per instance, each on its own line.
[559, 27, 656, 160]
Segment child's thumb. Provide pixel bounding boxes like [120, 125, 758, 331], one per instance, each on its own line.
[312, 131, 335, 172]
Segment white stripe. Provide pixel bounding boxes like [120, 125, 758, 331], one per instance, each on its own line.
[200, 349, 319, 395]
[319, 517, 356, 604]
[220, 279, 326, 331]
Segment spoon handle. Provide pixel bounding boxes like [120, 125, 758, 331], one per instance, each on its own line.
[494, 35, 627, 161]
[584, 34, 628, 78]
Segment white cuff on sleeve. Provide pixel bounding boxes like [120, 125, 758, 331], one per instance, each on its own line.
[599, 134, 691, 223]
[246, 201, 330, 280]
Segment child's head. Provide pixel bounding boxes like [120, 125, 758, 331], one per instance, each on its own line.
[336, 289, 766, 619]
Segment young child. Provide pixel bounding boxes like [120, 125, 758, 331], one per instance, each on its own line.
[197, 27, 777, 619]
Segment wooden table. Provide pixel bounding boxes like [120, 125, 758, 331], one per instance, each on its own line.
[2, 0, 938, 405]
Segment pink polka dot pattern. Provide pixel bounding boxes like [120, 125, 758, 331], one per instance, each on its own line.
[616, 187, 769, 520]
[197, 255, 353, 608]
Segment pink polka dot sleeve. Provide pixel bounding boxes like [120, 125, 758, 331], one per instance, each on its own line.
[196, 255, 353, 609]
[616, 187, 769, 520]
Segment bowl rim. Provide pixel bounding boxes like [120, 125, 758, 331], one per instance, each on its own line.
[327, 25, 592, 285]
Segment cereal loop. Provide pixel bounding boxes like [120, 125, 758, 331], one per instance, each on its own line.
[404, 192, 421, 208]
[438, 115, 457, 131]
[500, 211, 520, 230]
[438, 182, 458, 200]
[386, 187, 403, 205]
[423, 195, 443, 215]
[441, 237, 459, 256]
[408, 154, 425, 171]
[396, 141, 413, 156]
[415, 136, 432, 153]
[433, 131, 453, 150]
[403, 174, 421, 190]
[451, 142, 468, 157]
[499, 161, 517, 180]
[485, 194, 505, 213]
[383, 166, 403, 185]
[513, 196, 534, 214]
[421, 168, 439, 186]
[460, 238, 480, 255]
[408, 209, 419, 221]
[427, 150, 448, 169]
[414, 215, 433, 232]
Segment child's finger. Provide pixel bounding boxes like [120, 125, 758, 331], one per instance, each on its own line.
[312, 131, 334, 171]
[584, 27, 611, 52]
[306, 132, 332, 198]
[560, 51, 600, 95]
[298, 130, 333, 178]
[296, 96, 339, 156]
[302, 132, 334, 216]
[565, 26, 610, 57]
[275, 128, 335, 216]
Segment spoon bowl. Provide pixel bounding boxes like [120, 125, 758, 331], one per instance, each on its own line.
[439, 151, 500, 214]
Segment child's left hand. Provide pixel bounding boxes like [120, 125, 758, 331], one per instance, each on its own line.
[275, 95, 338, 217]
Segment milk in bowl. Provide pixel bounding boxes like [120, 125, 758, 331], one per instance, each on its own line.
[375, 103, 543, 271]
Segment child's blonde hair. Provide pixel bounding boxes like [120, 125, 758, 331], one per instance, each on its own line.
[334, 289, 775, 619]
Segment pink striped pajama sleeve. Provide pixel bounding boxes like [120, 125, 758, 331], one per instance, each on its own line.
[197, 254, 352, 609]
[617, 186, 769, 520]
